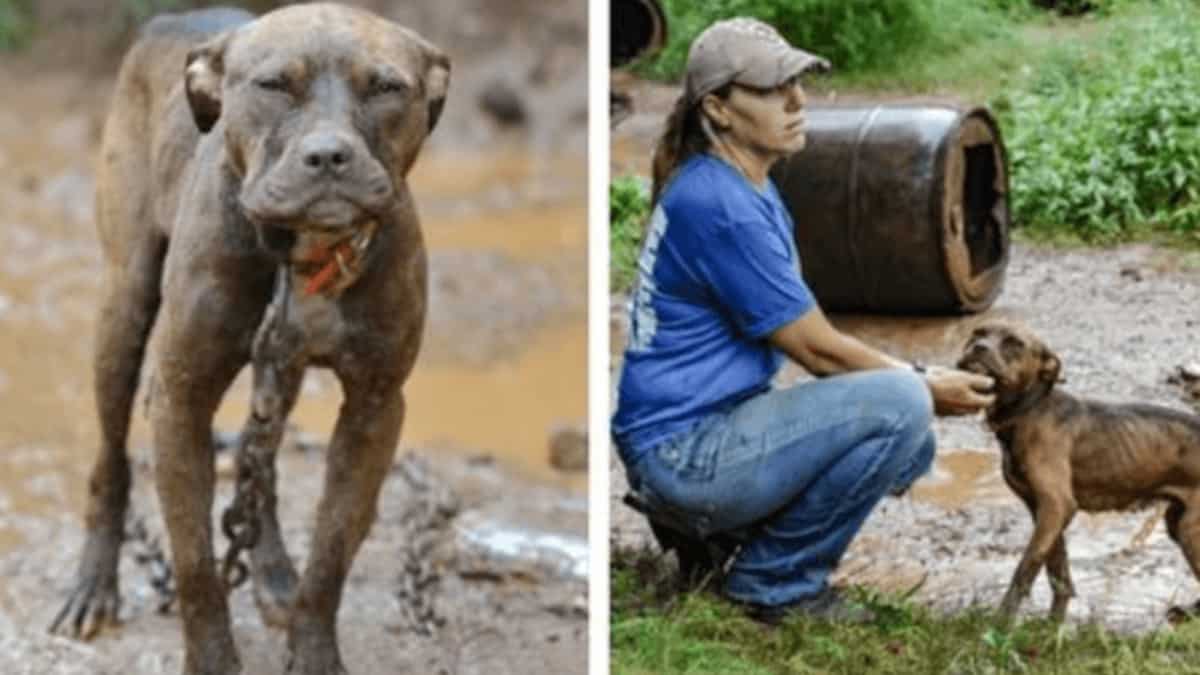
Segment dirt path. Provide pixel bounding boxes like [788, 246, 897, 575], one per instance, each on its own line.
[610, 78, 1200, 633]
[0, 1, 587, 672]
[612, 242, 1200, 633]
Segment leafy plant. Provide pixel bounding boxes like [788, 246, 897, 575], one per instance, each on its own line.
[999, 1, 1200, 241]
[610, 174, 652, 293]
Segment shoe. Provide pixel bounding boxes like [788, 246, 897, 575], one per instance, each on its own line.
[739, 587, 876, 626]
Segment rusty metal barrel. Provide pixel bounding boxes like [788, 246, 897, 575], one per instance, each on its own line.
[771, 103, 1010, 314]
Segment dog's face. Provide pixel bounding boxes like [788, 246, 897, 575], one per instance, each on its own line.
[183, 3, 450, 232]
[957, 322, 1060, 400]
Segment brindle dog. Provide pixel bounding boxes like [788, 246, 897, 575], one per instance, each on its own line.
[958, 322, 1200, 622]
[49, 5, 449, 674]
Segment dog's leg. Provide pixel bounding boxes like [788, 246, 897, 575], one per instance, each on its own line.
[1000, 487, 1076, 619]
[1016, 495, 1075, 621]
[1165, 497, 1200, 616]
[1166, 500, 1183, 544]
[285, 372, 407, 675]
[1046, 535, 1075, 621]
[153, 284, 257, 675]
[51, 236, 166, 638]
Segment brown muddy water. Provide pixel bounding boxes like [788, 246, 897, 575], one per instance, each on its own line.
[0, 47, 587, 673]
[612, 77, 1200, 632]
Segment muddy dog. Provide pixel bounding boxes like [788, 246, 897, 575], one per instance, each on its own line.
[957, 322, 1200, 622]
[48, 5, 449, 674]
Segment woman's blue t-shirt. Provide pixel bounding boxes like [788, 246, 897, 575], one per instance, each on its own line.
[612, 154, 817, 462]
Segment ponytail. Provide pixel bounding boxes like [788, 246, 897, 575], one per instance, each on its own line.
[650, 94, 693, 206]
[649, 86, 732, 206]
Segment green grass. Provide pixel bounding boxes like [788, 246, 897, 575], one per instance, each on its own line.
[612, 545, 1200, 675]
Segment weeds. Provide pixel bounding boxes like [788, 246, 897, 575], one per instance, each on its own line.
[616, 0, 1200, 256]
[612, 544, 1200, 674]
[610, 174, 651, 293]
[999, 1, 1200, 241]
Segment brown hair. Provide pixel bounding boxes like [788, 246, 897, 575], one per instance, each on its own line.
[649, 85, 732, 206]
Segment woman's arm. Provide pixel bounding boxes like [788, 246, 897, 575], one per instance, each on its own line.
[768, 306, 995, 415]
[768, 305, 903, 374]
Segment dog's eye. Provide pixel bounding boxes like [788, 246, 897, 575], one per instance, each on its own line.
[1000, 336, 1024, 359]
[367, 75, 409, 99]
[254, 76, 290, 93]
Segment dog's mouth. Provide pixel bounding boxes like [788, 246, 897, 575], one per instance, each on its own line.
[958, 350, 1025, 396]
[958, 350, 1006, 381]
[243, 192, 375, 233]
[296, 196, 371, 231]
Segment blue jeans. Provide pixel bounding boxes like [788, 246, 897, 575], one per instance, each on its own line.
[622, 369, 935, 607]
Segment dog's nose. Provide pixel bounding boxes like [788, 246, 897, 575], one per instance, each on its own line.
[299, 131, 355, 175]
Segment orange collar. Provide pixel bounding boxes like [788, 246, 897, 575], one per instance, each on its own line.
[292, 221, 378, 296]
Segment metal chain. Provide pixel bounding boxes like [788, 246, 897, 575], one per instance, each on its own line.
[394, 454, 460, 636]
[220, 263, 293, 594]
[126, 512, 176, 613]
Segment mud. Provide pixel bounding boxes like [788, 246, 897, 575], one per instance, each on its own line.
[610, 80, 1200, 633]
[0, 1, 586, 673]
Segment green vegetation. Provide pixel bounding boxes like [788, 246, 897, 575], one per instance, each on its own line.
[0, 0, 31, 50]
[636, 0, 1023, 82]
[611, 0, 1200, 295]
[998, 2, 1200, 241]
[612, 545, 1200, 675]
[610, 174, 652, 292]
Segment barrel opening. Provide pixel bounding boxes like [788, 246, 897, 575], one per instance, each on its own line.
[963, 143, 1005, 278]
[611, 0, 667, 68]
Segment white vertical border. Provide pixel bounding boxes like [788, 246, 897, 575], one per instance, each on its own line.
[587, 0, 611, 672]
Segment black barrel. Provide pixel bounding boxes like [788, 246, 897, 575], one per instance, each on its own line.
[611, 0, 667, 68]
[771, 104, 1010, 314]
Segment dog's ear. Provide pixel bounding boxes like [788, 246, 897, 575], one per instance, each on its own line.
[418, 39, 451, 134]
[185, 31, 235, 134]
[1039, 348, 1061, 384]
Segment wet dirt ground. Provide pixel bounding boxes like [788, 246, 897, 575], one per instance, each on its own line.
[610, 79, 1200, 633]
[0, 1, 586, 673]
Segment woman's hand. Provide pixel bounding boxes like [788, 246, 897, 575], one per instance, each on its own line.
[923, 366, 994, 416]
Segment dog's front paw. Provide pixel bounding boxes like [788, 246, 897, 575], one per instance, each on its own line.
[48, 528, 123, 639]
[1167, 604, 1198, 625]
[285, 647, 348, 675]
[998, 590, 1023, 622]
[286, 624, 347, 675]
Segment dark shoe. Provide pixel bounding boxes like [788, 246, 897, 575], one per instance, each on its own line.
[740, 587, 876, 626]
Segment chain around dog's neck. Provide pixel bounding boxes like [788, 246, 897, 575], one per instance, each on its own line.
[288, 220, 379, 297]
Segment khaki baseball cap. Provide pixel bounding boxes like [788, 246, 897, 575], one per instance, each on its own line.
[684, 17, 831, 107]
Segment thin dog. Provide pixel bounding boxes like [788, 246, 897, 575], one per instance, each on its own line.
[49, 4, 449, 674]
[958, 322, 1200, 622]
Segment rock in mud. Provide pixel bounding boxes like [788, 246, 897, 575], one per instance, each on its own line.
[548, 422, 587, 473]
[478, 78, 527, 126]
